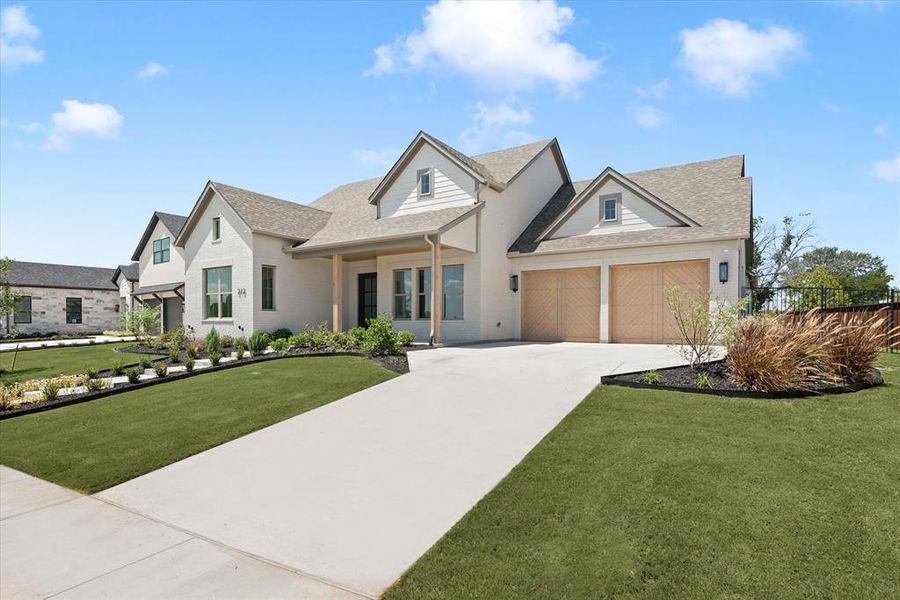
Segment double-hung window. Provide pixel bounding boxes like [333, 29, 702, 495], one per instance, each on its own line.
[14, 296, 32, 324]
[417, 168, 433, 199]
[393, 269, 412, 319]
[204, 267, 233, 319]
[153, 237, 170, 264]
[417, 267, 431, 319]
[443, 265, 464, 320]
[66, 297, 82, 324]
[261, 265, 275, 310]
[602, 195, 618, 222]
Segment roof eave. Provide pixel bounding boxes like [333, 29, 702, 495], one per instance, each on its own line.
[508, 232, 751, 258]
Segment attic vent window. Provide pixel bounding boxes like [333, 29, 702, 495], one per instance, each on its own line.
[417, 168, 433, 198]
[212, 217, 221, 241]
[601, 193, 621, 223]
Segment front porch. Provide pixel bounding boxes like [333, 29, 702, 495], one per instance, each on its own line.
[131, 281, 185, 333]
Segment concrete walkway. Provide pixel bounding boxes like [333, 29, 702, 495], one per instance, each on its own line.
[2, 342, 687, 598]
[0, 335, 137, 352]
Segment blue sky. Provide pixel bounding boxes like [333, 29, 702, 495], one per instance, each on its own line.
[1, 1, 898, 281]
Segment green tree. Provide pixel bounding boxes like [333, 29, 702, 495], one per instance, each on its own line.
[789, 266, 842, 310]
[0, 258, 19, 334]
[787, 247, 893, 290]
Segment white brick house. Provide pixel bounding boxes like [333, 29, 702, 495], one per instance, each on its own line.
[172, 131, 751, 344]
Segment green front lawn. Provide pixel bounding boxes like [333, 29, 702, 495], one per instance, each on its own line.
[387, 353, 900, 600]
[0, 356, 395, 492]
[0, 342, 155, 385]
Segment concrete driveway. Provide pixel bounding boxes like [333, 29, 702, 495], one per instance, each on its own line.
[2, 342, 686, 599]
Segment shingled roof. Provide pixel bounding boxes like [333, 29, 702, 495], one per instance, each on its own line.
[111, 262, 139, 283]
[509, 155, 751, 255]
[7, 261, 118, 291]
[131, 212, 189, 261]
[209, 181, 331, 241]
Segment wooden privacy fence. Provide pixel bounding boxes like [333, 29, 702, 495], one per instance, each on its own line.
[744, 287, 899, 352]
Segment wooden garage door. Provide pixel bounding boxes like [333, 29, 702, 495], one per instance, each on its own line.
[610, 259, 709, 344]
[522, 268, 600, 342]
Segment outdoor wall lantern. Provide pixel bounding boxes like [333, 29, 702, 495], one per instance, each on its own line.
[509, 274, 519, 292]
[719, 261, 729, 283]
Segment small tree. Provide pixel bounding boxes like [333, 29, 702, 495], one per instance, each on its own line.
[664, 286, 747, 368]
[0, 258, 18, 334]
[129, 305, 160, 339]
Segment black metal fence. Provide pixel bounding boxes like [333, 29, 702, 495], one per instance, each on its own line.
[742, 286, 899, 352]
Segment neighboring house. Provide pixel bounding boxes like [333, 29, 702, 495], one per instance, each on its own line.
[4, 261, 120, 335]
[112, 262, 139, 314]
[129, 212, 188, 332]
[172, 131, 751, 344]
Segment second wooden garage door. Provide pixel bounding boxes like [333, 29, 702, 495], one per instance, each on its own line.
[610, 259, 709, 344]
[522, 268, 600, 342]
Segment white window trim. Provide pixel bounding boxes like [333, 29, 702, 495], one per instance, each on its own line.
[203, 266, 233, 320]
[416, 167, 434, 200]
[600, 193, 622, 224]
[261, 265, 276, 311]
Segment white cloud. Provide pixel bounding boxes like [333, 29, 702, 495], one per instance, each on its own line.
[676, 18, 805, 96]
[44, 100, 124, 151]
[137, 61, 168, 79]
[874, 122, 890, 137]
[352, 148, 397, 170]
[459, 99, 536, 153]
[0, 115, 42, 133]
[872, 154, 900, 183]
[636, 79, 670, 99]
[823, 102, 841, 113]
[634, 105, 670, 129]
[0, 5, 44, 68]
[367, 0, 600, 95]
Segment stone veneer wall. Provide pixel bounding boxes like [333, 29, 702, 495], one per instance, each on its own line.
[7, 286, 121, 335]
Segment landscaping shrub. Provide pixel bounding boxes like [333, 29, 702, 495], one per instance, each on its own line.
[42, 380, 64, 401]
[287, 334, 304, 348]
[821, 310, 896, 383]
[235, 346, 245, 360]
[153, 363, 169, 378]
[270, 328, 292, 341]
[186, 345, 198, 360]
[696, 372, 711, 389]
[349, 326, 367, 345]
[206, 327, 221, 355]
[361, 315, 400, 356]
[396, 331, 416, 347]
[642, 371, 661, 385]
[184, 358, 195, 372]
[168, 348, 180, 363]
[209, 351, 222, 366]
[187, 340, 203, 359]
[85, 378, 107, 392]
[220, 335, 235, 348]
[271, 339, 289, 352]
[234, 336, 247, 353]
[125, 367, 141, 384]
[664, 286, 747, 368]
[727, 313, 831, 392]
[248, 331, 269, 357]
[85, 367, 99, 379]
[111, 359, 126, 376]
[329, 331, 356, 351]
[170, 326, 186, 351]
[140, 356, 153, 369]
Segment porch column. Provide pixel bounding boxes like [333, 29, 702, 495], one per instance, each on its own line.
[332, 254, 343, 332]
[431, 235, 442, 344]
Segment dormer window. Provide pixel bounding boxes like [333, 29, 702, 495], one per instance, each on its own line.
[212, 217, 221, 241]
[602, 194, 620, 223]
[417, 168, 433, 199]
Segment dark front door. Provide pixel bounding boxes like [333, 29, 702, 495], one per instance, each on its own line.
[358, 273, 378, 326]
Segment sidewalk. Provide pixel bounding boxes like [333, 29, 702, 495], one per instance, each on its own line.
[0, 335, 137, 352]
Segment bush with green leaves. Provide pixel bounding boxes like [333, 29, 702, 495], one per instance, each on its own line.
[329, 331, 356, 351]
[234, 336, 247, 353]
[85, 367, 99, 379]
[111, 359, 126, 376]
[396, 331, 416, 347]
[696, 372, 711, 389]
[220, 335, 235, 348]
[208, 351, 222, 366]
[85, 378, 107, 392]
[169, 326, 186, 351]
[42, 380, 64, 401]
[349, 326, 367, 345]
[361, 315, 400, 357]
[248, 331, 269, 357]
[125, 367, 141, 384]
[235, 346, 246, 360]
[168, 348, 180, 363]
[140, 356, 153, 369]
[641, 371, 661, 385]
[205, 327, 221, 355]
[271, 338, 289, 352]
[287, 334, 304, 348]
[270, 328, 292, 341]
[186, 344, 198, 360]
[184, 358, 195, 372]
[153, 363, 168, 378]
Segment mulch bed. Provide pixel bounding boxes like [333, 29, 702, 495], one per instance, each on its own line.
[603, 360, 884, 399]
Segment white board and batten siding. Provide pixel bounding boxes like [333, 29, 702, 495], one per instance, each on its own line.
[552, 179, 679, 239]
[378, 144, 477, 218]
